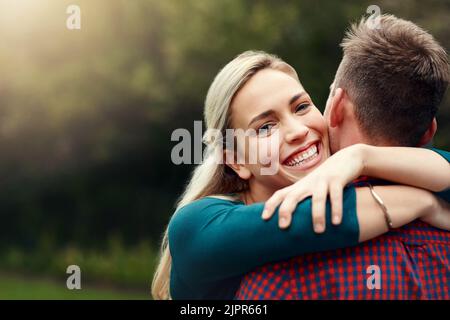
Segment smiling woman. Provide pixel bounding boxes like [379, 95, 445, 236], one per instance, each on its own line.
[224, 67, 330, 200]
[151, 50, 450, 300]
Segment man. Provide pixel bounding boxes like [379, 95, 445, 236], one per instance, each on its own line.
[235, 14, 450, 299]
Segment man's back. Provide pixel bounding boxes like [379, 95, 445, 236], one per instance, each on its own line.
[236, 221, 450, 299]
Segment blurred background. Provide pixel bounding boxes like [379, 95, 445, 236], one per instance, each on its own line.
[0, 0, 448, 299]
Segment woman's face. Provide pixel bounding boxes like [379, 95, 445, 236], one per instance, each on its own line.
[228, 68, 330, 200]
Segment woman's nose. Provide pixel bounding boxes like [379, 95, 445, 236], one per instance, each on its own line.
[284, 119, 310, 144]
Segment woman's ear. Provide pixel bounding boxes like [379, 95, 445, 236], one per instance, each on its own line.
[223, 149, 252, 180]
[329, 87, 345, 128]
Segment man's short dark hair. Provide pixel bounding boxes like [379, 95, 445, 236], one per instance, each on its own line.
[334, 14, 449, 146]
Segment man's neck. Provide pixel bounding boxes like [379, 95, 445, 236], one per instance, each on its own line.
[331, 124, 387, 153]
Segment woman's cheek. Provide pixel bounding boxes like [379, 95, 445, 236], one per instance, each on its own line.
[306, 109, 328, 138]
[311, 112, 331, 158]
[255, 133, 281, 176]
[235, 135, 251, 164]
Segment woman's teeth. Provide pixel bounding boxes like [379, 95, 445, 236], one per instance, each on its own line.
[285, 144, 318, 167]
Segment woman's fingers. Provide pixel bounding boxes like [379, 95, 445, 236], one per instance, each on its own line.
[312, 183, 328, 233]
[329, 181, 343, 225]
[278, 192, 305, 229]
[262, 188, 290, 220]
[263, 177, 344, 232]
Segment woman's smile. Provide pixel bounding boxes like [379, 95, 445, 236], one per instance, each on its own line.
[281, 141, 323, 172]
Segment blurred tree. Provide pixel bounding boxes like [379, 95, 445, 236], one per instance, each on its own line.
[0, 0, 447, 255]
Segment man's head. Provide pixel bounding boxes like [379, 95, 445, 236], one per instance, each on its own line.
[324, 14, 449, 153]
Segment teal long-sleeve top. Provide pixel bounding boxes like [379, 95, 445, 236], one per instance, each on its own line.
[168, 148, 450, 300]
[168, 186, 359, 299]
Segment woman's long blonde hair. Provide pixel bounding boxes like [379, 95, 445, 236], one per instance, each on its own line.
[151, 50, 299, 299]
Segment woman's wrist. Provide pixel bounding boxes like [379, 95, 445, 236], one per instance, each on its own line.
[419, 192, 439, 222]
[351, 143, 370, 177]
[400, 188, 436, 224]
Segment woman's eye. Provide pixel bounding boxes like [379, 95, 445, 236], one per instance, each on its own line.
[257, 123, 275, 136]
[295, 103, 311, 113]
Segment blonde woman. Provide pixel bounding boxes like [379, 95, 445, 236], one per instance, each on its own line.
[152, 51, 450, 300]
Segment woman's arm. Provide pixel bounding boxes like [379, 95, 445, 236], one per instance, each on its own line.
[262, 145, 450, 232]
[355, 185, 445, 242]
[169, 190, 357, 286]
[169, 185, 444, 287]
[360, 145, 450, 192]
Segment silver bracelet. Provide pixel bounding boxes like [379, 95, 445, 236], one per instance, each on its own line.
[366, 182, 394, 230]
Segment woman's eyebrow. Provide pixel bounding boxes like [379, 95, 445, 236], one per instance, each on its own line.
[289, 92, 306, 105]
[247, 109, 274, 127]
[247, 92, 306, 127]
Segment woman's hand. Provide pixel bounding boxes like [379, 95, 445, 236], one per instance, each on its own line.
[262, 144, 368, 233]
[420, 195, 450, 230]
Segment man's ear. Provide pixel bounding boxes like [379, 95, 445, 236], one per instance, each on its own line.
[418, 118, 437, 146]
[223, 149, 252, 180]
[328, 87, 345, 128]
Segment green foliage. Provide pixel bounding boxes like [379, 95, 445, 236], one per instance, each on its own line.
[0, 273, 149, 299]
[0, 0, 448, 284]
[0, 238, 157, 289]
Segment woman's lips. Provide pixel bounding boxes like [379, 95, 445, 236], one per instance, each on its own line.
[281, 142, 322, 171]
[282, 141, 317, 164]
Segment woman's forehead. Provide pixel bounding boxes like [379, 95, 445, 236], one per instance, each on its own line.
[230, 69, 305, 127]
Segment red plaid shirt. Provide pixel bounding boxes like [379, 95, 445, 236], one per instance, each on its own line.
[235, 179, 450, 300]
[236, 221, 450, 300]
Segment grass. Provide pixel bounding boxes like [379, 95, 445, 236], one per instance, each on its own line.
[1, 240, 158, 289]
[0, 273, 150, 300]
